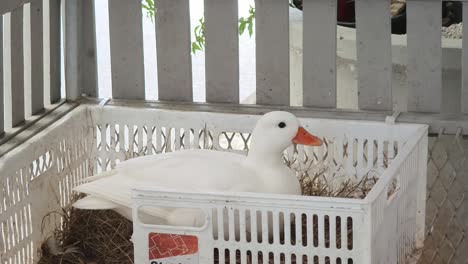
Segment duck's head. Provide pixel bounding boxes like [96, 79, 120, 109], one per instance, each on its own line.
[249, 111, 323, 157]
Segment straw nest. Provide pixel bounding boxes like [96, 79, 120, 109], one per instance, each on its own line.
[38, 193, 134, 264]
[39, 155, 391, 264]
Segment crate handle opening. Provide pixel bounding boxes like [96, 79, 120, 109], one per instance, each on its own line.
[136, 205, 208, 230]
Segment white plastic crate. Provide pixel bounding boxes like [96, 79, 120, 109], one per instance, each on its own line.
[129, 109, 428, 264]
[0, 105, 427, 264]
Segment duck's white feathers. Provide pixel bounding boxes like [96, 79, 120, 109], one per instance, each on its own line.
[72, 195, 118, 209]
[73, 149, 261, 223]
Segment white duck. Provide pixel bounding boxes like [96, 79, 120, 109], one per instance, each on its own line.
[73, 111, 322, 228]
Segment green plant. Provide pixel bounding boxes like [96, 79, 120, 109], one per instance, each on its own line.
[239, 5, 255, 37]
[142, 0, 155, 22]
[142, 1, 299, 54]
[192, 17, 206, 53]
[141, 1, 255, 54]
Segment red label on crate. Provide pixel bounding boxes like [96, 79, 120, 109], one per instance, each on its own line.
[148, 233, 198, 264]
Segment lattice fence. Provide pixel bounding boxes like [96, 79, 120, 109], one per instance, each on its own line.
[419, 134, 468, 264]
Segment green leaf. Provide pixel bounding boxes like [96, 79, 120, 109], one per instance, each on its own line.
[192, 42, 200, 54]
[249, 5, 255, 15]
[142, 0, 155, 22]
[248, 22, 253, 36]
[239, 22, 246, 35]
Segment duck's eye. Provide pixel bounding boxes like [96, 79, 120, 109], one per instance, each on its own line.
[278, 122, 286, 128]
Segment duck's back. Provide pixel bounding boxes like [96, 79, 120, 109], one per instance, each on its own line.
[114, 149, 255, 191]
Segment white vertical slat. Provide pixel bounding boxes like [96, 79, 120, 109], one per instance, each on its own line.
[0, 15, 4, 135]
[378, 139, 385, 167]
[155, 127, 162, 153]
[269, 210, 278, 245]
[284, 212, 290, 246]
[137, 125, 143, 153]
[255, 0, 289, 105]
[193, 128, 200, 149]
[81, 0, 98, 97]
[295, 213, 301, 246]
[183, 127, 190, 149]
[341, 216, 347, 250]
[219, 248, 225, 264]
[250, 210, 257, 244]
[119, 124, 125, 153]
[217, 207, 225, 240]
[30, 0, 43, 114]
[204, 0, 239, 103]
[11, 7, 24, 126]
[239, 209, 246, 243]
[407, 0, 442, 113]
[329, 215, 336, 249]
[110, 124, 116, 166]
[156, 0, 192, 102]
[261, 211, 268, 244]
[357, 138, 364, 176]
[229, 248, 235, 264]
[109, 0, 145, 99]
[146, 126, 153, 155]
[228, 209, 235, 239]
[462, 2, 468, 113]
[306, 213, 313, 247]
[251, 250, 258, 264]
[49, 0, 61, 103]
[318, 214, 324, 248]
[302, 0, 337, 108]
[368, 139, 376, 171]
[355, 0, 392, 110]
[174, 128, 181, 150]
[240, 250, 246, 264]
[65, 0, 97, 100]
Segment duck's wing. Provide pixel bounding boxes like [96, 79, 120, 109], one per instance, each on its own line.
[73, 175, 172, 219]
[79, 149, 244, 183]
[73, 195, 119, 209]
[73, 150, 254, 221]
[113, 150, 251, 189]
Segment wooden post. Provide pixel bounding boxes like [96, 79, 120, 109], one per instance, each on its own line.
[255, 0, 289, 106]
[303, 0, 337, 108]
[11, 8, 25, 126]
[64, 0, 98, 100]
[407, 0, 442, 113]
[109, 0, 145, 99]
[156, 0, 193, 102]
[205, 0, 239, 104]
[30, 0, 44, 113]
[355, 0, 392, 111]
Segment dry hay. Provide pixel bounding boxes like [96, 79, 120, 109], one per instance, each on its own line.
[38, 194, 133, 264]
[39, 157, 390, 263]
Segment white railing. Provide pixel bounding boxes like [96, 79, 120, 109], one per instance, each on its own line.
[1, 0, 468, 139]
[0, 0, 63, 151]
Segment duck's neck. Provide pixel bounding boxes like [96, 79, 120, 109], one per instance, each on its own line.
[245, 131, 289, 168]
[245, 147, 285, 168]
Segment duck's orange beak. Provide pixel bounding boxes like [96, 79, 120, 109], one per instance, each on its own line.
[293, 127, 323, 146]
